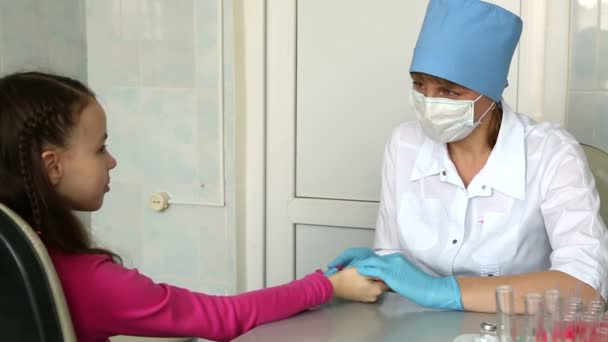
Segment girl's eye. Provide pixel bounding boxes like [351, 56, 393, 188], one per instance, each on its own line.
[99, 145, 107, 153]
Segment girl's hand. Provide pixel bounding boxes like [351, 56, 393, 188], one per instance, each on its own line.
[328, 267, 388, 303]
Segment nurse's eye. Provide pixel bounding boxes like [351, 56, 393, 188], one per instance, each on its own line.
[441, 88, 460, 97]
[99, 145, 107, 153]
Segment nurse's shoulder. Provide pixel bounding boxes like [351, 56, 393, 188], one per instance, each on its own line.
[516, 111, 582, 157]
[388, 119, 428, 150]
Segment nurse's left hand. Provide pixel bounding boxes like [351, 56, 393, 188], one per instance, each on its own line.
[325, 247, 376, 276]
[353, 253, 463, 311]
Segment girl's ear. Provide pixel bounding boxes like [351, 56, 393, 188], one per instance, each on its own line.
[41, 150, 63, 186]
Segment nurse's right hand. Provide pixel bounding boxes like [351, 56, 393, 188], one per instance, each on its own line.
[328, 267, 388, 303]
[325, 247, 376, 276]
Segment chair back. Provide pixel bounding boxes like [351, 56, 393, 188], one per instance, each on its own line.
[0, 203, 76, 342]
[581, 144, 608, 223]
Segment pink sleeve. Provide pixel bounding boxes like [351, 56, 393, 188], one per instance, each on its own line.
[65, 255, 333, 341]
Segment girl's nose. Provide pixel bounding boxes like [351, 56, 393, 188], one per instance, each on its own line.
[108, 152, 118, 170]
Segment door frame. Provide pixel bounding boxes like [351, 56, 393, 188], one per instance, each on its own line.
[235, 0, 267, 292]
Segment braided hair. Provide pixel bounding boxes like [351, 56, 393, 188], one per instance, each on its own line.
[0, 71, 120, 261]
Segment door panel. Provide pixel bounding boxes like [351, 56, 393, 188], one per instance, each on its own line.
[295, 224, 374, 279]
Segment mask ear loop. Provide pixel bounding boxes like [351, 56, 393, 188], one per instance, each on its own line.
[476, 100, 496, 124]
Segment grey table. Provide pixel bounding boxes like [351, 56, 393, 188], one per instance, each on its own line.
[234, 293, 502, 341]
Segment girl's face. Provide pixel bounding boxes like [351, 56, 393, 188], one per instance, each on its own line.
[42, 100, 117, 211]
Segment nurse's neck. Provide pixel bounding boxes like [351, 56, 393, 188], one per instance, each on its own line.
[447, 111, 499, 188]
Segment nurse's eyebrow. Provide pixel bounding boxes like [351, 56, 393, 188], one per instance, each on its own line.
[99, 133, 108, 143]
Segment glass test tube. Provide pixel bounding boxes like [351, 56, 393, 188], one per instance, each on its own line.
[565, 295, 584, 340]
[580, 312, 598, 342]
[544, 289, 563, 342]
[496, 285, 516, 342]
[562, 313, 577, 342]
[587, 299, 605, 317]
[524, 293, 546, 342]
[596, 327, 608, 342]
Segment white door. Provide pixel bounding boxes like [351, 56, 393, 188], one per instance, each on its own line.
[265, 0, 523, 286]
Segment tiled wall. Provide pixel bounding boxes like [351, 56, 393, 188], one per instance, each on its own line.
[567, 0, 608, 153]
[0, 0, 87, 78]
[1, 0, 236, 297]
[86, 0, 236, 295]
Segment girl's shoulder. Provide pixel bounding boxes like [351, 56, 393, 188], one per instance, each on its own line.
[49, 249, 117, 282]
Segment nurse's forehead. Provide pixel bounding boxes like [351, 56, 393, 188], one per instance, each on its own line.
[412, 74, 467, 89]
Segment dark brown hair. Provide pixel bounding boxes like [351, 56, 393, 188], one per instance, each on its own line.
[0, 71, 119, 261]
[411, 72, 502, 148]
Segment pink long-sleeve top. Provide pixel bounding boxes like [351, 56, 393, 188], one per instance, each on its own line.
[49, 250, 333, 342]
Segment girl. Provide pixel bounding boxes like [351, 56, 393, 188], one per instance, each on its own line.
[328, 0, 607, 313]
[0, 71, 387, 342]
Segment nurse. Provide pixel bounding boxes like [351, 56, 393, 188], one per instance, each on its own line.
[328, 0, 608, 312]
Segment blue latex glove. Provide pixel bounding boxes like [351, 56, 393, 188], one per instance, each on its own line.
[324, 247, 376, 276]
[353, 253, 463, 311]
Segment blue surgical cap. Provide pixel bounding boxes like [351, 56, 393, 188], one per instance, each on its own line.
[410, 0, 523, 102]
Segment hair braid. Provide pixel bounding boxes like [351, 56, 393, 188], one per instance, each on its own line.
[18, 133, 42, 230]
[17, 103, 60, 232]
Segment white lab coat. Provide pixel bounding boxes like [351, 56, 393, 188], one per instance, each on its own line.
[374, 101, 608, 300]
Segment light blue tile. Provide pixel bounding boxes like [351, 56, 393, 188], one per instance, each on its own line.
[599, 0, 608, 90]
[120, 0, 143, 41]
[192, 0, 223, 203]
[195, 0, 220, 89]
[87, 35, 139, 86]
[600, 35, 608, 90]
[570, 0, 601, 90]
[596, 93, 608, 152]
[48, 36, 88, 80]
[138, 0, 195, 87]
[95, 87, 145, 181]
[86, 0, 139, 86]
[198, 282, 234, 296]
[85, 0, 122, 40]
[137, 88, 199, 182]
[41, 0, 86, 43]
[91, 181, 144, 267]
[566, 91, 598, 146]
[139, 40, 195, 87]
[197, 91, 222, 202]
[198, 225, 233, 284]
[140, 0, 194, 41]
[141, 206, 202, 284]
[96, 86, 140, 115]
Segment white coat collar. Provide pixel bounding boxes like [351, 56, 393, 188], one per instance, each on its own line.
[410, 101, 526, 200]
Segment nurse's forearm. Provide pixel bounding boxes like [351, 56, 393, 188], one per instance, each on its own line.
[457, 270, 602, 313]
